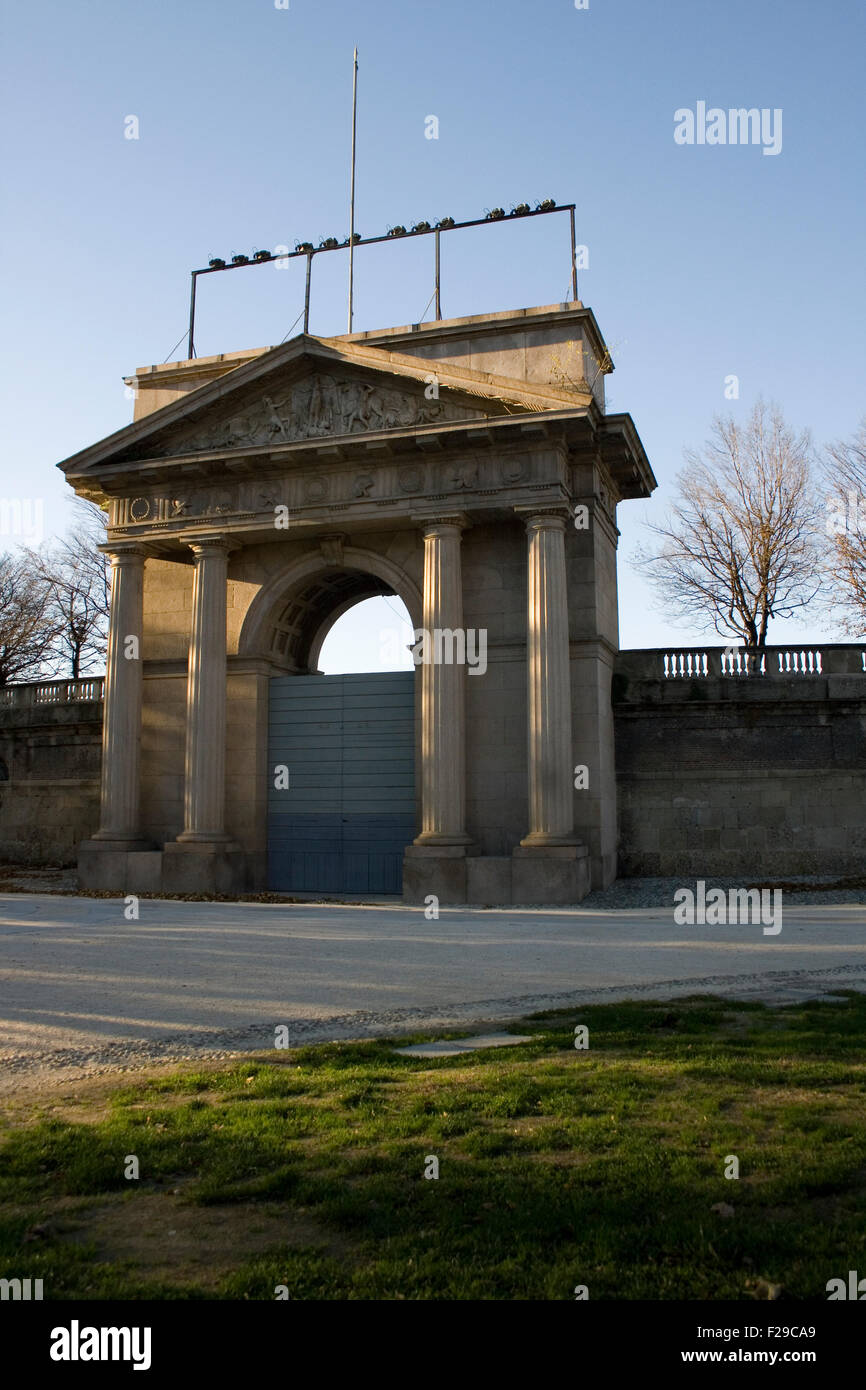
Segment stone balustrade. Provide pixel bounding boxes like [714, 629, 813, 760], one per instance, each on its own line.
[615, 645, 866, 682]
[0, 677, 106, 707]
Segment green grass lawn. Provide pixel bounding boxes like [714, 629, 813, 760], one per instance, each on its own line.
[2, 993, 865, 1300]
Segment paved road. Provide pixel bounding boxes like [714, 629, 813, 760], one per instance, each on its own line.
[1, 894, 864, 1090]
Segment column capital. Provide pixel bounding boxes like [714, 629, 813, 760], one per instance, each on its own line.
[185, 535, 241, 558]
[410, 511, 470, 535]
[97, 542, 150, 562]
[513, 505, 571, 532]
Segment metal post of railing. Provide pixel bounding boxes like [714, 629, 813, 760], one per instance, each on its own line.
[187, 272, 198, 359]
[185, 203, 577, 348]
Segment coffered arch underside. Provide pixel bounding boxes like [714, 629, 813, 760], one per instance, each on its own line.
[237, 546, 423, 673]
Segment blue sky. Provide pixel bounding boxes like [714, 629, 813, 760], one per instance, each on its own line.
[2, 0, 864, 662]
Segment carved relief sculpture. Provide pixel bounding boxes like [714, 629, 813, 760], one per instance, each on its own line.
[146, 373, 481, 458]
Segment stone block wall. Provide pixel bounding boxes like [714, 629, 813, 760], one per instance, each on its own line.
[0, 687, 103, 864]
[613, 645, 866, 877]
[4, 643, 865, 884]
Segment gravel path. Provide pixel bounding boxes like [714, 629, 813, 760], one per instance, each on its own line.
[4, 963, 866, 1096]
[1, 885, 864, 1094]
[1, 867, 864, 909]
[581, 875, 866, 910]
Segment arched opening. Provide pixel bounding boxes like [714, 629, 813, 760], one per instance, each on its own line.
[238, 546, 422, 672]
[247, 553, 420, 896]
[318, 594, 415, 674]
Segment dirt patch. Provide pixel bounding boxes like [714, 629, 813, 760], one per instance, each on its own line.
[0, 864, 375, 904]
[0, 1059, 276, 1127]
[56, 1189, 354, 1289]
[0, 865, 78, 892]
[717, 1010, 761, 1034]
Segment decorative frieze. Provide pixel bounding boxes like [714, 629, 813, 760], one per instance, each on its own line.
[105, 450, 559, 540]
[134, 372, 481, 460]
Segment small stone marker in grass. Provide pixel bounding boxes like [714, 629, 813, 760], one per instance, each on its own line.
[394, 1033, 533, 1058]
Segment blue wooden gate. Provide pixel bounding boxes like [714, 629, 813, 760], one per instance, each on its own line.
[267, 672, 416, 893]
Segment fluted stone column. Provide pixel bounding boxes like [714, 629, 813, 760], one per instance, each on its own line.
[413, 517, 471, 847]
[177, 538, 232, 843]
[517, 509, 576, 848]
[91, 544, 148, 845]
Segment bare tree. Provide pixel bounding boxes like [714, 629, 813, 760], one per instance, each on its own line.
[35, 499, 110, 679]
[635, 401, 821, 648]
[0, 549, 58, 686]
[822, 418, 866, 637]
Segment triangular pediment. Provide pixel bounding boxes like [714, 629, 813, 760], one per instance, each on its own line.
[58, 333, 595, 484]
[123, 359, 490, 463]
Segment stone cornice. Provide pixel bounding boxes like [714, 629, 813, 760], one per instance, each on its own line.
[60, 337, 599, 484]
[354, 302, 614, 374]
[71, 407, 608, 495]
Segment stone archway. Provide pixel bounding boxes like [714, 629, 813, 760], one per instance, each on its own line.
[69, 305, 656, 901]
[238, 546, 423, 671]
[237, 548, 423, 895]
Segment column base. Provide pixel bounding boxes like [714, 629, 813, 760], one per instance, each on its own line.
[403, 842, 472, 904]
[175, 825, 244, 844]
[516, 835, 581, 852]
[163, 840, 245, 895]
[406, 842, 472, 856]
[78, 840, 247, 895]
[78, 841, 162, 893]
[511, 842, 590, 904]
[402, 846, 592, 906]
[88, 833, 155, 850]
[410, 834, 473, 848]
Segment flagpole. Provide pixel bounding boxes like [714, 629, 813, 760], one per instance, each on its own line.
[348, 47, 359, 333]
